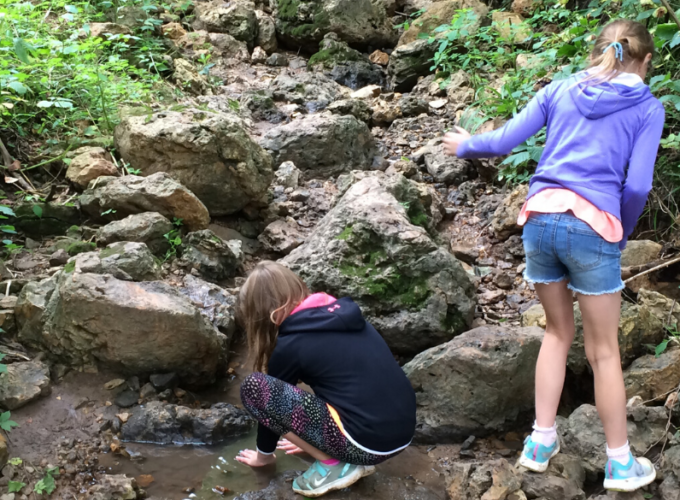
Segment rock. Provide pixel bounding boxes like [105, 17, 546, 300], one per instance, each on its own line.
[255, 10, 277, 53]
[387, 40, 436, 92]
[283, 173, 474, 355]
[660, 474, 680, 500]
[621, 240, 662, 267]
[272, 0, 397, 51]
[0, 435, 7, 469]
[120, 401, 254, 445]
[369, 50, 389, 66]
[308, 33, 383, 90]
[89, 22, 132, 39]
[269, 72, 347, 112]
[176, 30, 250, 62]
[386, 159, 419, 178]
[351, 85, 382, 99]
[258, 220, 305, 255]
[403, 325, 542, 442]
[241, 90, 288, 124]
[512, 0, 542, 16]
[67, 240, 97, 256]
[558, 403, 668, 471]
[0, 360, 51, 410]
[150, 373, 178, 391]
[424, 139, 475, 185]
[71, 241, 161, 281]
[492, 185, 529, 240]
[193, 0, 257, 48]
[327, 99, 372, 122]
[80, 173, 210, 231]
[161, 21, 187, 40]
[14, 201, 81, 238]
[638, 288, 680, 327]
[666, 445, 680, 475]
[492, 12, 532, 44]
[401, 95, 429, 117]
[140, 382, 157, 401]
[261, 113, 377, 177]
[66, 147, 119, 188]
[251, 46, 268, 63]
[96, 212, 174, 255]
[16, 273, 224, 387]
[49, 249, 70, 267]
[173, 58, 209, 94]
[266, 53, 289, 66]
[521, 471, 585, 500]
[274, 161, 301, 189]
[179, 230, 243, 280]
[114, 389, 139, 408]
[105, 378, 126, 390]
[371, 98, 402, 125]
[623, 348, 680, 401]
[114, 108, 273, 217]
[521, 301, 664, 374]
[179, 274, 238, 340]
[398, 0, 488, 46]
[86, 474, 138, 500]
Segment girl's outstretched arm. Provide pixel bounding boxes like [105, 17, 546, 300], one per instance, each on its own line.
[619, 103, 665, 249]
[448, 85, 552, 159]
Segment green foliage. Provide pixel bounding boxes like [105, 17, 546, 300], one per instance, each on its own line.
[163, 217, 183, 262]
[32, 205, 43, 218]
[34, 467, 59, 495]
[336, 226, 354, 240]
[8, 457, 23, 466]
[8, 481, 26, 493]
[66, 240, 96, 256]
[0, 410, 18, 432]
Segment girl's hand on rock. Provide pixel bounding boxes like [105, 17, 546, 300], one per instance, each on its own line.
[277, 439, 305, 455]
[443, 126, 471, 156]
[235, 449, 277, 467]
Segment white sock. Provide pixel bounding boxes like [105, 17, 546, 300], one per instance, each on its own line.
[531, 421, 557, 446]
[606, 442, 631, 465]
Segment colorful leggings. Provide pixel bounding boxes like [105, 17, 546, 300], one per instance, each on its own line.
[240, 372, 401, 466]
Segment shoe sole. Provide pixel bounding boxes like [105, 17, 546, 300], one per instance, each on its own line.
[518, 440, 560, 473]
[603, 457, 656, 492]
[292, 465, 369, 497]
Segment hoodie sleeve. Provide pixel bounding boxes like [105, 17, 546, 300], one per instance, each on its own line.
[254, 344, 302, 455]
[457, 84, 552, 159]
[619, 103, 665, 250]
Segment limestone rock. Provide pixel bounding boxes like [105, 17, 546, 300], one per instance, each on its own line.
[512, 0, 542, 16]
[623, 348, 680, 401]
[327, 99, 373, 122]
[638, 288, 680, 327]
[266, 52, 289, 66]
[0, 360, 51, 410]
[492, 12, 532, 44]
[269, 72, 347, 112]
[179, 275, 238, 340]
[89, 22, 132, 39]
[283, 173, 475, 355]
[261, 113, 377, 176]
[387, 40, 435, 92]
[114, 109, 273, 216]
[424, 138, 475, 185]
[258, 220, 305, 254]
[96, 212, 174, 255]
[173, 58, 209, 95]
[71, 241, 161, 282]
[251, 46, 268, 63]
[193, 0, 257, 48]
[161, 21, 187, 40]
[351, 85, 382, 99]
[120, 401, 253, 445]
[86, 474, 139, 500]
[621, 240, 662, 267]
[176, 30, 250, 62]
[80, 173, 210, 231]
[492, 185, 529, 240]
[398, 0, 488, 46]
[369, 50, 389, 66]
[180, 230, 243, 280]
[403, 325, 543, 442]
[659, 474, 680, 500]
[66, 147, 119, 189]
[308, 34, 384, 90]
[241, 90, 288, 124]
[16, 272, 223, 387]
[274, 161, 301, 188]
[255, 10, 277, 53]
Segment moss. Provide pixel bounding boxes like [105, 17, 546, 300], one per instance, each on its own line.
[67, 241, 96, 256]
[441, 310, 467, 333]
[99, 246, 123, 259]
[308, 45, 360, 68]
[64, 261, 76, 273]
[336, 225, 353, 240]
[277, 0, 329, 41]
[277, 0, 300, 20]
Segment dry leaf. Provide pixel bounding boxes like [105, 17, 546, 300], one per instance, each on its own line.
[136, 474, 155, 488]
[8, 160, 20, 171]
[4, 176, 19, 184]
[212, 486, 230, 495]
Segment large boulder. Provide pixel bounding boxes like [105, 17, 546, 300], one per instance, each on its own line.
[387, 40, 436, 92]
[269, 72, 348, 111]
[272, 0, 398, 51]
[193, 0, 258, 48]
[179, 274, 238, 340]
[114, 109, 273, 216]
[398, 0, 488, 46]
[521, 301, 664, 374]
[96, 212, 174, 255]
[261, 113, 377, 176]
[403, 325, 543, 443]
[623, 348, 680, 401]
[16, 272, 224, 387]
[121, 401, 254, 445]
[0, 360, 51, 410]
[80, 173, 210, 231]
[14, 201, 81, 238]
[284, 173, 475, 355]
[70, 241, 161, 282]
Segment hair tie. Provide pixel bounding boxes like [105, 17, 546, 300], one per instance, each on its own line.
[603, 41, 624, 62]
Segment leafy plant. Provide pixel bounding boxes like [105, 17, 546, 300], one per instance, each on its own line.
[0, 411, 18, 432]
[34, 467, 59, 495]
[8, 481, 26, 493]
[8, 457, 23, 466]
[163, 217, 183, 262]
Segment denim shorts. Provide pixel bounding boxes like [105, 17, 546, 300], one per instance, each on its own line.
[521, 212, 625, 295]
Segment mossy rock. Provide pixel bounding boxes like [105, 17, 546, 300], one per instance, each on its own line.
[67, 241, 96, 256]
[14, 202, 82, 238]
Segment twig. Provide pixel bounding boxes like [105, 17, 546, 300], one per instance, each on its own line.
[667, 299, 677, 327]
[623, 255, 680, 284]
[660, 0, 680, 31]
[0, 137, 12, 168]
[658, 382, 680, 462]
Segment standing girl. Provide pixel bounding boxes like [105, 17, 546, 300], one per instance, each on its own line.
[234, 261, 416, 497]
[444, 20, 664, 492]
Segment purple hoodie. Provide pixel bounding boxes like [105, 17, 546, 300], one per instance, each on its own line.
[457, 73, 665, 248]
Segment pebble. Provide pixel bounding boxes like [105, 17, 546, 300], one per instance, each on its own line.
[114, 390, 139, 408]
[461, 435, 476, 450]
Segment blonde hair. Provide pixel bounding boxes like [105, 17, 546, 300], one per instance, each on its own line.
[238, 261, 310, 372]
[585, 19, 654, 84]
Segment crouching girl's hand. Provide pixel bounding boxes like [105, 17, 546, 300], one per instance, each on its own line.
[277, 438, 306, 455]
[443, 126, 471, 156]
[235, 449, 277, 467]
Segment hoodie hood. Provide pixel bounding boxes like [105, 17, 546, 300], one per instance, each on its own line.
[278, 297, 366, 336]
[568, 75, 655, 119]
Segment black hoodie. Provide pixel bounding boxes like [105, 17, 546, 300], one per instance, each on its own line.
[256, 297, 416, 454]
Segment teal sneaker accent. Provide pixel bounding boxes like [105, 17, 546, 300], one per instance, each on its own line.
[603, 453, 656, 492]
[292, 460, 372, 497]
[518, 435, 560, 473]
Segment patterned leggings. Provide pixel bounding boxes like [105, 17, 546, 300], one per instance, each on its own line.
[240, 372, 401, 466]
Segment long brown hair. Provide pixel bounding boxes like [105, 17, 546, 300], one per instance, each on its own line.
[238, 261, 310, 372]
[585, 19, 654, 84]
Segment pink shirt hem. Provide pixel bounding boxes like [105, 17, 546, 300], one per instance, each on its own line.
[290, 293, 337, 315]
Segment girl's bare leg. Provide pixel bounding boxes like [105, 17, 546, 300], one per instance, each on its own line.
[283, 432, 333, 461]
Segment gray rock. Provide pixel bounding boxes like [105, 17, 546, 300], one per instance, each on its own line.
[114, 389, 138, 408]
[150, 372, 178, 391]
[71, 241, 160, 281]
[193, 0, 257, 48]
[266, 53, 289, 66]
[255, 10, 277, 53]
[179, 274, 238, 340]
[638, 288, 680, 327]
[424, 139, 475, 185]
[623, 348, 680, 400]
[96, 212, 174, 255]
[139, 382, 157, 401]
[327, 99, 373, 122]
[558, 404, 668, 472]
[86, 474, 139, 500]
[80, 173, 210, 231]
[180, 230, 243, 280]
[269, 72, 347, 112]
[308, 34, 383, 90]
[49, 249, 69, 267]
[261, 113, 377, 177]
[274, 161, 301, 189]
[659, 473, 680, 500]
[0, 360, 51, 410]
[114, 108, 273, 217]
[664, 445, 680, 477]
[66, 147, 119, 188]
[258, 220, 305, 255]
[241, 90, 288, 124]
[173, 58, 209, 95]
[120, 401, 254, 445]
[284, 172, 474, 356]
[398, 0, 487, 46]
[16, 272, 224, 388]
[387, 40, 436, 92]
[621, 240, 662, 267]
[403, 325, 543, 443]
[399, 95, 429, 117]
[14, 201, 81, 238]
[492, 185, 529, 240]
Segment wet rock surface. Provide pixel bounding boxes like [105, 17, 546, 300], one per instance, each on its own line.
[0, 360, 51, 410]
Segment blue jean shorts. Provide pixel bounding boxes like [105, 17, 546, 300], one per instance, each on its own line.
[521, 212, 625, 295]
